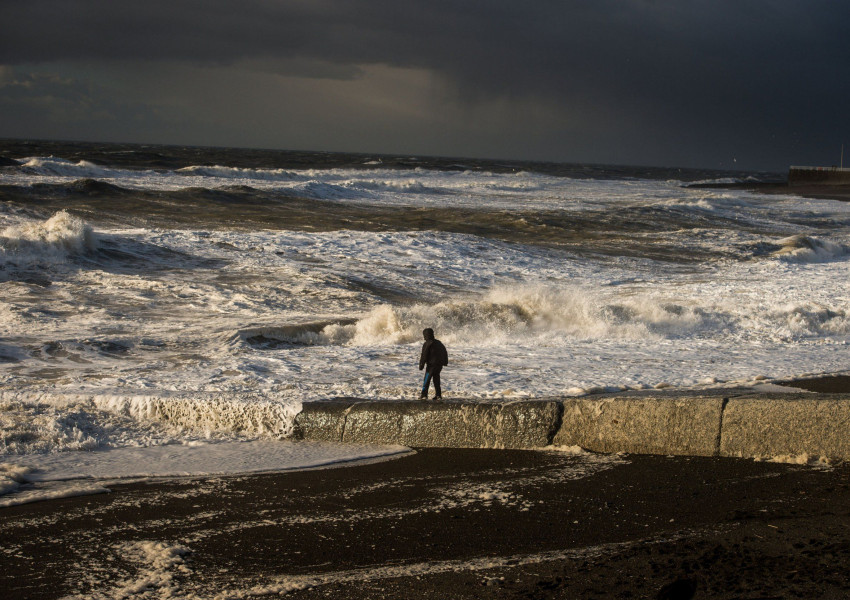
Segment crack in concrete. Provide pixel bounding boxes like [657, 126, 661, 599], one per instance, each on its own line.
[715, 397, 730, 457]
[339, 404, 355, 443]
[547, 402, 565, 447]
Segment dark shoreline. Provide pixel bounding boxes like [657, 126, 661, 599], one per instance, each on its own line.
[690, 180, 850, 202]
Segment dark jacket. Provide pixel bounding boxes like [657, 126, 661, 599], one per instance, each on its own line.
[419, 333, 448, 370]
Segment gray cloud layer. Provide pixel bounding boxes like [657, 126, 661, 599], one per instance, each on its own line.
[2, 0, 849, 170]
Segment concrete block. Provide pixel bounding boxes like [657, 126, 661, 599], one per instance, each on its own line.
[552, 396, 725, 456]
[342, 400, 562, 449]
[721, 394, 850, 460]
[294, 400, 355, 442]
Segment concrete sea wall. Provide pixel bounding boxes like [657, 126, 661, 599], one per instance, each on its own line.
[295, 391, 850, 461]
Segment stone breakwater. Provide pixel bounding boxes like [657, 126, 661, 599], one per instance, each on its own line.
[4, 389, 846, 461]
[296, 390, 850, 461]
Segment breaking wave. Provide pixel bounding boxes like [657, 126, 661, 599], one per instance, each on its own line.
[244, 287, 711, 348]
[351, 179, 440, 194]
[0, 211, 98, 266]
[244, 285, 850, 349]
[0, 391, 300, 456]
[20, 156, 118, 179]
[238, 321, 357, 348]
[0, 398, 105, 454]
[768, 303, 850, 338]
[302, 181, 363, 200]
[772, 234, 849, 263]
[176, 165, 301, 181]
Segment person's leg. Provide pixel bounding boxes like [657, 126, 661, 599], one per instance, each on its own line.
[432, 366, 442, 398]
[420, 370, 432, 399]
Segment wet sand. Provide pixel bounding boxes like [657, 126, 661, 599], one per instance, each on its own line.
[777, 374, 850, 394]
[1, 444, 849, 599]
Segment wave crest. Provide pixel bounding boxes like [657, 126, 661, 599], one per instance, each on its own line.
[352, 179, 437, 194]
[176, 165, 300, 181]
[21, 156, 113, 178]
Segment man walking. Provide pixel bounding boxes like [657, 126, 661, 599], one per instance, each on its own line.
[419, 328, 448, 400]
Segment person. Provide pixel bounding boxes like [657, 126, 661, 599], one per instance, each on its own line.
[419, 328, 448, 400]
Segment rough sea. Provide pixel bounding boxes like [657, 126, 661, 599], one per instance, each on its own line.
[2, 139, 849, 503]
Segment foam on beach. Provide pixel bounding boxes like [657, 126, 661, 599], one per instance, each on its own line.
[0, 438, 411, 507]
[757, 453, 833, 467]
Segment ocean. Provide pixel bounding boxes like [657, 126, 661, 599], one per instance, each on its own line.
[1, 139, 848, 503]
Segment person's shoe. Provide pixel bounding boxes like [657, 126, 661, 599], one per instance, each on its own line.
[419, 395, 428, 401]
[433, 396, 442, 401]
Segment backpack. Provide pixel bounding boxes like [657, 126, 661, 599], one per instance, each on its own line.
[434, 340, 449, 366]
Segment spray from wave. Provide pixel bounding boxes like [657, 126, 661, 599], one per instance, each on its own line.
[242, 284, 850, 349]
[242, 287, 709, 348]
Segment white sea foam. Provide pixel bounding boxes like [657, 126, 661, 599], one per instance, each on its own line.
[0, 398, 103, 454]
[756, 453, 832, 467]
[689, 177, 741, 185]
[216, 536, 653, 598]
[351, 178, 437, 194]
[104, 540, 191, 599]
[3, 220, 850, 404]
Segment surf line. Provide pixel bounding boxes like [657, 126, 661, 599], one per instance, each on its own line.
[226, 530, 698, 597]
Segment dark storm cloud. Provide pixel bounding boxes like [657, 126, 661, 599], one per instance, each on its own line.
[2, 0, 849, 169]
[4, 1, 847, 91]
[0, 67, 167, 141]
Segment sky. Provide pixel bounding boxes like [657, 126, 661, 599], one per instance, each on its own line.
[1, 0, 848, 172]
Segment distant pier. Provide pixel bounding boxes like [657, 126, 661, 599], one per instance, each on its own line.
[788, 165, 850, 186]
